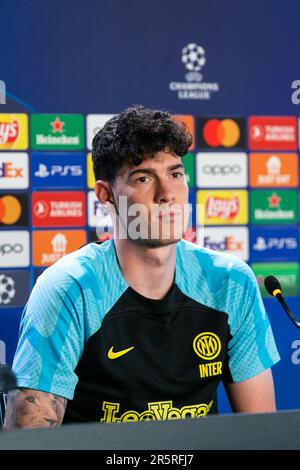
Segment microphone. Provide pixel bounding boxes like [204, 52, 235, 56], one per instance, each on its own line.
[0, 364, 17, 393]
[264, 275, 300, 329]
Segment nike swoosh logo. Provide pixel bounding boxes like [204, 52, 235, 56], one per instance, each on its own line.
[108, 346, 134, 360]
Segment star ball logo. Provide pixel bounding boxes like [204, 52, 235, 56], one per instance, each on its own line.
[0, 274, 16, 305]
[169, 43, 220, 100]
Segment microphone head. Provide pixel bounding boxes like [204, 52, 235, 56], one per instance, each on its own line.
[264, 275, 282, 297]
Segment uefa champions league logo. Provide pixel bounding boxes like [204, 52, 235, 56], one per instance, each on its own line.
[0, 274, 16, 305]
[181, 43, 206, 82]
[0, 80, 6, 104]
[169, 42, 220, 100]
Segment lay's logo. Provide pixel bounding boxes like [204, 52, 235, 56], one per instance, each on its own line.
[0, 114, 28, 150]
[197, 190, 248, 225]
[0, 120, 18, 145]
[206, 195, 239, 220]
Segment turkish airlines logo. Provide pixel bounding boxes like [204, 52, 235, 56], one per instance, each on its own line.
[32, 191, 86, 227]
[197, 117, 246, 149]
[34, 200, 50, 218]
[249, 116, 297, 150]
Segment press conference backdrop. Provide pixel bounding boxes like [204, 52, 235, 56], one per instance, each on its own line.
[0, 0, 300, 413]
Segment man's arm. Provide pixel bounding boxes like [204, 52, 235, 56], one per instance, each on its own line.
[224, 369, 276, 413]
[3, 388, 67, 430]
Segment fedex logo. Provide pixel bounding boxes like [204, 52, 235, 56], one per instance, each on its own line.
[198, 227, 249, 260]
[0, 162, 23, 178]
[0, 153, 29, 189]
[204, 236, 243, 251]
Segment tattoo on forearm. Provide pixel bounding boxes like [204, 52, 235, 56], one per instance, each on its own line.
[3, 388, 67, 430]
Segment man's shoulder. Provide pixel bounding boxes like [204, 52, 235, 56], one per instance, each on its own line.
[37, 240, 114, 289]
[177, 239, 250, 276]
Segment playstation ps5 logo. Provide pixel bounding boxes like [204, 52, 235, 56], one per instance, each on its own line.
[34, 163, 83, 178]
[0, 80, 6, 104]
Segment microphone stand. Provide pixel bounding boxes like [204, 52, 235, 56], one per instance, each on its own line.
[0, 364, 17, 430]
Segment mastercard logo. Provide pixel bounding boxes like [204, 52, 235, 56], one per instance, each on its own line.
[202, 119, 240, 147]
[0, 195, 22, 224]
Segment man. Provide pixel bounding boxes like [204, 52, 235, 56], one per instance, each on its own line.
[4, 106, 280, 429]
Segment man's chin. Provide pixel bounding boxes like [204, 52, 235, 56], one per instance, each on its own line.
[132, 237, 181, 248]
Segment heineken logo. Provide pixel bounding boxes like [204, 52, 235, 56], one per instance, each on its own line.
[268, 192, 281, 208]
[251, 190, 298, 224]
[50, 116, 65, 133]
[31, 114, 84, 150]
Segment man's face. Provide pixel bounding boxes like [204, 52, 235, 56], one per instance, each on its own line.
[111, 149, 189, 247]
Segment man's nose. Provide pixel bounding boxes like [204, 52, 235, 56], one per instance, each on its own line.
[154, 178, 176, 204]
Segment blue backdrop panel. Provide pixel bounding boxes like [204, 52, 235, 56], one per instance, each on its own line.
[0, 0, 300, 413]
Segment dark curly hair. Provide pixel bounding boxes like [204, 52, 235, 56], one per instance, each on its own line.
[92, 106, 192, 183]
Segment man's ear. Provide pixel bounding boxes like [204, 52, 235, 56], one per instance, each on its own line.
[95, 180, 114, 204]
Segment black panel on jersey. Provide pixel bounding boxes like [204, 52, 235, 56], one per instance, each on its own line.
[64, 283, 230, 424]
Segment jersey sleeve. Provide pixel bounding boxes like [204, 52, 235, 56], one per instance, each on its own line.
[12, 265, 85, 400]
[225, 259, 280, 383]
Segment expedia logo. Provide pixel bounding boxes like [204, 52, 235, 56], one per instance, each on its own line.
[193, 332, 221, 360]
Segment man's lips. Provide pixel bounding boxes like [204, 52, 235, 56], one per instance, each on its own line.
[158, 210, 181, 219]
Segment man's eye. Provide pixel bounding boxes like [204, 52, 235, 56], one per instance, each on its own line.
[172, 172, 183, 178]
[136, 176, 149, 183]
[26, 396, 36, 404]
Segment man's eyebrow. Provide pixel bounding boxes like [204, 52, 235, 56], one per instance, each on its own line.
[128, 163, 184, 178]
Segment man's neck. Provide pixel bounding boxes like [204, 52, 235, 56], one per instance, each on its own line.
[113, 238, 177, 300]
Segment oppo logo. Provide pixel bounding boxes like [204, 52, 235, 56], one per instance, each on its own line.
[203, 164, 242, 175]
[0, 243, 23, 255]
